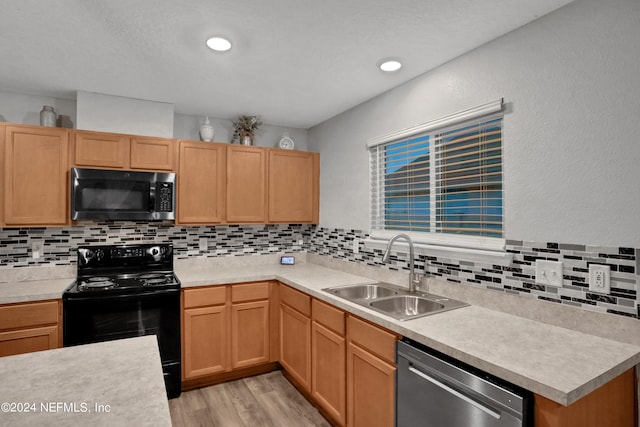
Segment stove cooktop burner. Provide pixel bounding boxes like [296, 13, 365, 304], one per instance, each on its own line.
[65, 243, 180, 296]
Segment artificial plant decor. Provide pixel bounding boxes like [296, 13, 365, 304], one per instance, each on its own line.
[232, 115, 263, 144]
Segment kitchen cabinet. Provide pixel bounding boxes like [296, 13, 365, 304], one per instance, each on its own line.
[0, 300, 62, 357]
[534, 367, 636, 427]
[230, 282, 271, 369]
[279, 283, 312, 392]
[268, 149, 319, 223]
[3, 124, 69, 226]
[346, 315, 398, 427]
[72, 130, 176, 171]
[176, 140, 226, 224]
[311, 299, 346, 426]
[226, 145, 267, 223]
[182, 281, 275, 385]
[182, 286, 228, 379]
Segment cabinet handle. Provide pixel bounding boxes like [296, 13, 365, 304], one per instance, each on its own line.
[408, 366, 501, 419]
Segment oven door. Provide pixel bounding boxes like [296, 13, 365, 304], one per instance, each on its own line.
[63, 289, 181, 397]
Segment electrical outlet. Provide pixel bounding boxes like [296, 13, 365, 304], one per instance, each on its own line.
[589, 264, 610, 294]
[535, 260, 563, 287]
[32, 241, 44, 259]
[297, 239, 304, 246]
[198, 237, 208, 252]
[353, 239, 359, 254]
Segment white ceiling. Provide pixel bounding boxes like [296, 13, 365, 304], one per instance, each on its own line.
[0, 0, 574, 129]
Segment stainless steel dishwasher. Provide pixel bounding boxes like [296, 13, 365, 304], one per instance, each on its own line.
[396, 338, 532, 427]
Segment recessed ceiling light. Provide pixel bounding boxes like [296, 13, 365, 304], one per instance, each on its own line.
[379, 59, 402, 72]
[206, 37, 232, 52]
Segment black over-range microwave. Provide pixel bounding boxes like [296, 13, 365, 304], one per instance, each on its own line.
[71, 168, 176, 221]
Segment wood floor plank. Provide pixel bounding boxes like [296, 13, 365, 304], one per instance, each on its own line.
[170, 371, 329, 427]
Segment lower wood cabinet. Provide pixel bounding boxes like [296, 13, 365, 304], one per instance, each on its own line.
[182, 282, 273, 383]
[0, 300, 62, 357]
[279, 284, 312, 392]
[346, 315, 398, 427]
[182, 286, 227, 379]
[312, 299, 346, 426]
[534, 368, 637, 427]
[230, 282, 271, 369]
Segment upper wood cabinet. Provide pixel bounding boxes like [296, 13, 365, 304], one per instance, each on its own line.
[268, 150, 319, 223]
[72, 130, 176, 171]
[177, 140, 226, 224]
[130, 136, 175, 171]
[73, 130, 128, 169]
[3, 124, 69, 226]
[226, 145, 267, 223]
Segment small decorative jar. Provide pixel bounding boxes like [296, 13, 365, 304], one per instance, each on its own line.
[40, 106, 57, 127]
[199, 117, 215, 142]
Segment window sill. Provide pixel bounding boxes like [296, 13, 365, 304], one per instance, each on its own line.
[363, 236, 513, 265]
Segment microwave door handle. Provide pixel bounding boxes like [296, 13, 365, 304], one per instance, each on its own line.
[149, 182, 156, 212]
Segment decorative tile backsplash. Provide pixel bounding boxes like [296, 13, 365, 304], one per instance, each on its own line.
[0, 222, 306, 267]
[304, 227, 639, 320]
[1, 223, 637, 320]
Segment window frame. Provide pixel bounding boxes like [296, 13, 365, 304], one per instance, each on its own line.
[365, 99, 511, 262]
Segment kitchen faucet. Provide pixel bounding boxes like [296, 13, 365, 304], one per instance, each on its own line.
[382, 233, 423, 293]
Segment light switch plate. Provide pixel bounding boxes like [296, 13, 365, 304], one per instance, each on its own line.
[535, 260, 563, 287]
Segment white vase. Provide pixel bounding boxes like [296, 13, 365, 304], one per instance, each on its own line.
[40, 106, 57, 127]
[200, 117, 214, 142]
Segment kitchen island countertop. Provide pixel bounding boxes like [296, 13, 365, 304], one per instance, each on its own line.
[0, 335, 171, 427]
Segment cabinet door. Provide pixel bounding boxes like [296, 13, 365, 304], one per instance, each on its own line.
[4, 125, 69, 226]
[226, 146, 267, 223]
[231, 300, 269, 369]
[312, 321, 346, 425]
[347, 342, 396, 427]
[73, 130, 128, 168]
[177, 141, 226, 224]
[183, 305, 227, 379]
[0, 325, 59, 357]
[130, 136, 175, 171]
[268, 150, 319, 223]
[279, 302, 311, 392]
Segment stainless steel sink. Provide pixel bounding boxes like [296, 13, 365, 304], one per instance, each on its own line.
[323, 282, 468, 321]
[325, 283, 398, 300]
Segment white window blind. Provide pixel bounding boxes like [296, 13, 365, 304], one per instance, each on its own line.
[369, 101, 504, 246]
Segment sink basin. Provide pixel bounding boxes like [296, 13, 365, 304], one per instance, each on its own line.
[369, 296, 445, 320]
[323, 282, 468, 321]
[326, 284, 398, 300]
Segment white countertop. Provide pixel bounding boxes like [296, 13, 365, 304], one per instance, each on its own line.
[0, 336, 171, 427]
[1, 260, 639, 406]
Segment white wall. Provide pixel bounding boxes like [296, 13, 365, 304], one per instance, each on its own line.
[0, 91, 309, 150]
[308, 0, 640, 247]
[174, 114, 309, 151]
[0, 90, 76, 126]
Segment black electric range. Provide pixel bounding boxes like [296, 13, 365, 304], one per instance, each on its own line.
[63, 243, 181, 399]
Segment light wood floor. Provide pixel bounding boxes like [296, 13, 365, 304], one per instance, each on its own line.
[169, 371, 331, 427]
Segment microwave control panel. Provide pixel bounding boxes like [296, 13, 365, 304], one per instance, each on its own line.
[156, 183, 174, 212]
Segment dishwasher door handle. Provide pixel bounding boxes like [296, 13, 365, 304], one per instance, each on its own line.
[408, 366, 502, 420]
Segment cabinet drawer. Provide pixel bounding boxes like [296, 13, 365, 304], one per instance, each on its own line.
[312, 299, 345, 336]
[0, 301, 59, 331]
[347, 315, 397, 364]
[183, 286, 227, 308]
[279, 284, 311, 317]
[232, 282, 270, 303]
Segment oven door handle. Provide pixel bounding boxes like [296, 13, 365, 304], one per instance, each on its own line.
[408, 365, 502, 419]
